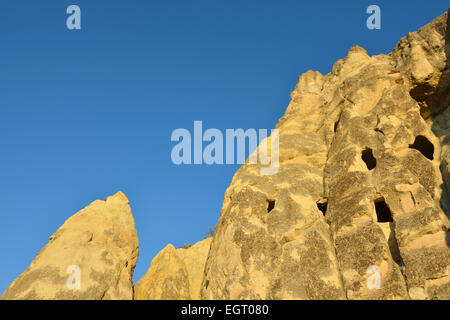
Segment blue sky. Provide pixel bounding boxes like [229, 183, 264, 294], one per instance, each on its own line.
[0, 1, 448, 293]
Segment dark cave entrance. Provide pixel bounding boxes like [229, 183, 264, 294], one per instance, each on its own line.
[409, 135, 434, 160]
[374, 198, 393, 223]
[267, 199, 275, 213]
[362, 148, 377, 170]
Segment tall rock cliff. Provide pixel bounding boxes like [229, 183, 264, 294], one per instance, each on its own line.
[138, 9, 450, 300]
[1, 192, 139, 300]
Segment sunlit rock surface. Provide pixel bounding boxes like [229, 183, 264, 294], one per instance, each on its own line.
[1, 192, 139, 300]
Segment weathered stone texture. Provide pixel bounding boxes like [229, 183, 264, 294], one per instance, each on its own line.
[198, 9, 450, 300]
[134, 237, 211, 300]
[1, 192, 139, 300]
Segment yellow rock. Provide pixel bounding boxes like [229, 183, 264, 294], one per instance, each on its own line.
[1, 192, 139, 300]
[134, 237, 211, 300]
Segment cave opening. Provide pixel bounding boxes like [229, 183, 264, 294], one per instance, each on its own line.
[409, 135, 434, 160]
[317, 201, 328, 216]
[267, 199, 275, 213]
[362, 148, 377, 170]
[374, 198, 393, 223]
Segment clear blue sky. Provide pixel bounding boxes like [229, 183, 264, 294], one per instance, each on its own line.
[0, 1, 448, 293]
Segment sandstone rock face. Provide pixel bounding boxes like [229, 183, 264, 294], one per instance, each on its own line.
[198, 9, 450, 300]
[432, 106, 450, 217]
[391, 10, 450, 119]
[1, 192, 139, 300]
[134, 237, 211, 300]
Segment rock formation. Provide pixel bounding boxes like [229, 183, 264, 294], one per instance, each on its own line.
[134, 237, 211, 300]
[1, 192, 139, 300]
[180, 9, 450, 300]
[2, 9, 449, 300]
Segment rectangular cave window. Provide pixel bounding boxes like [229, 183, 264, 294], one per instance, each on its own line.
[374, 198, 393, 222]
[267, 199, 275, 213]
[362, 147, 377, 170]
